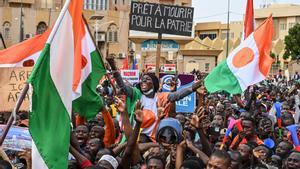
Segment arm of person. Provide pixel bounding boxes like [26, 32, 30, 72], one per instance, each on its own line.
[244, 92, 256, 111]
[168, 80, 202, 102]
[186, 140, 209, 165]
[197, 127, 212, 156]
[70, 130, 82, 153]
[120, 102, 143, 168]
[190, 113, 212, 156]
[233, 95, 245, 109]
[69, 146, 93, 169]
[120, 118, 142, 168]
[175, 140, 186, 169]
[0, 148, 17, 169]
[106, 56, 133, 97]
[115, 96, 133, 138]
[102, 107, 116, 148]
[138, 142, 159, 153]
[112, 142, 127, 156]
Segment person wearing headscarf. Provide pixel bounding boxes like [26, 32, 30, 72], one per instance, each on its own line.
[106, 57, 202, 141]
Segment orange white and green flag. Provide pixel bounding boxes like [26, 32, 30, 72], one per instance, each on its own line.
[242, 0, 254, 40]
[28, 0, 105, 168]
[205, 16, 274, 94]
[0, 29, 50, 67]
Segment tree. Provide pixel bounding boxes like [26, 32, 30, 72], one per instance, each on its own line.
[284, 23, 300, 60]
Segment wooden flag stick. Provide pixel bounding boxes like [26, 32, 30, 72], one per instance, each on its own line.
[0, 83, 29, 146]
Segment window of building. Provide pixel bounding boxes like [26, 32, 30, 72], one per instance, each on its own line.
[199, 33, 217, 40]
[84, 0, 108, 10]
[221, 32, 227, 40]
[296, 16, 300, 23]
[107, 24, 118, 43]
[41, 0, 53, 8]
[280, 23, 287, 30]
[230, 32, 234, 39]
[2, 21, 11, 39]
[36, 22, 48, 35]
[289, 22, 296, 29]
[205, 63, 210, 72]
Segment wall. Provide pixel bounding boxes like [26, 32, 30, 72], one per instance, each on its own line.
[183, 56, 216, 73]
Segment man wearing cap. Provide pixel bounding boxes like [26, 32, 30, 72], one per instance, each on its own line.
[98, 155, 119, 169]
[106, 56, 202, 141]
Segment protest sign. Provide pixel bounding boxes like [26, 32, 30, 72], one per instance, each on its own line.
[0, 125, 31, 151]
[130, 2, 194, 36]
[163, 64, 176, 74]
[0, 68, 32, 112]
[160, 73, 195, 113]
[120, 69, 139, 85]
[145, 64, 156, 72]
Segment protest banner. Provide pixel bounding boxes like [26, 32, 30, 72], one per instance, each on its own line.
[130, 2, 194, 36]
[160, 73, 195, 113]
[120, 69, 139, 85]
[0, 125, 31, 151]
[0, 68, 32, 112]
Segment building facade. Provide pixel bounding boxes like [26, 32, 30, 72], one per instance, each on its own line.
[129, 0, 222, 73]
[0, 0, 131, 67]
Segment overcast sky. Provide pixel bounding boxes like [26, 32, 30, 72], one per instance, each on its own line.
[192, 0, 300, 23]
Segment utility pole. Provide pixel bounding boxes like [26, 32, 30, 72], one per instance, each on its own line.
[226, 0, 230, 57]
[20, 0, 24, 42]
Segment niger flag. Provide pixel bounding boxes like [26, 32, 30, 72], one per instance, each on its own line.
[243, 0, 255, 40]
[205, 16, 274, 94]
[28, 0, 106, 168]
[0, 29, 50, 67]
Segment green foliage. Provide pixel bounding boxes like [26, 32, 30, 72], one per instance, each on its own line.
[284, 23, 300, 60]
[270, 52, 276, 59]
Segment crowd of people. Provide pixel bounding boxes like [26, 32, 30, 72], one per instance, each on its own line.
[1, 57, 300, 169]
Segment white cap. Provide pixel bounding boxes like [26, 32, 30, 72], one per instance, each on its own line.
[99, 155, 119, 169]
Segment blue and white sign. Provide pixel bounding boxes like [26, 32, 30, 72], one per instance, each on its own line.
[141, 40, 179, 52]
[0, 125, 32, 151]
[160, 74, 195, 113]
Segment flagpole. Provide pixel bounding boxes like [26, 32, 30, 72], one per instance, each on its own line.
[82, 15, 118, 95]
[0, 83, 29, 146]
[82, 14, 106, 64]
[226, 0, 230, 57]
[0, 0, 72, 146]
[0, 33, 6, 49]
[47, 0, 71, 44]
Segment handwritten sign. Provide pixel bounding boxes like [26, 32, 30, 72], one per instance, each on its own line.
[0, 68, 32, 112]
[129, 2, 194, 36]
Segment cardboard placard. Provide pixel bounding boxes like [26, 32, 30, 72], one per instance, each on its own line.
[0, 68, 32, 112]
[130, 2, 194, 36]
